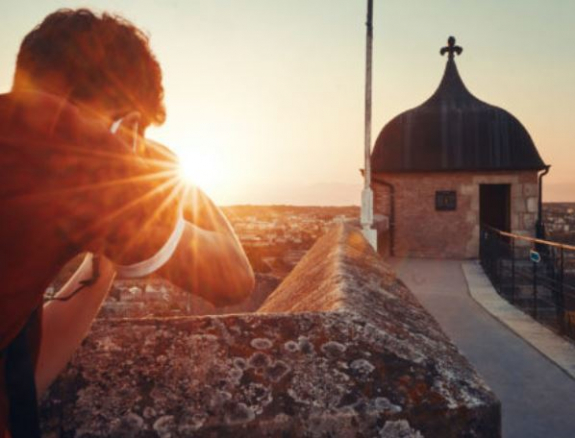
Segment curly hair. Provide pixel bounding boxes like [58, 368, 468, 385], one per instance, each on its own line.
[13, 8, 166, 127]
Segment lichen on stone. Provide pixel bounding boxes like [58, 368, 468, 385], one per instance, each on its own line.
[250, 337, 273, 350]
[40, 225, 500, 437]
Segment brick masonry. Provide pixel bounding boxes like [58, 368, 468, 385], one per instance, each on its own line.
[373, 171, 539, 258]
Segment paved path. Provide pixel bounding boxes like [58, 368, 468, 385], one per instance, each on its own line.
[390, 258, 575, 438]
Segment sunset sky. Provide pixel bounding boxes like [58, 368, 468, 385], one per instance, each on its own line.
[2, 0, 574, 205]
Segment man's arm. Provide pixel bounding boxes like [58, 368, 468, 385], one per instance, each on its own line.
[156, 187, 255, 307]
[35, 254, 116, 395]
[95, 132, 254, 307]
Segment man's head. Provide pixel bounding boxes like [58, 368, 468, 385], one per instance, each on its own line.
[13, 8, 165, 130]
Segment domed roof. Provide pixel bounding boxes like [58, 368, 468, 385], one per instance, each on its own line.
[371, 37, 546, 173]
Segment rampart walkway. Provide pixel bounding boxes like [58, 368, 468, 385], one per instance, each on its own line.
[392, 258, 575, 438]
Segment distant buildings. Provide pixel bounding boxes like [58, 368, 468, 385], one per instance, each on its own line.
[227, 206, 357, 277]
[43, 202, 574, 320]
[95, 206, 359, 318]
[545, 204, 575, 242]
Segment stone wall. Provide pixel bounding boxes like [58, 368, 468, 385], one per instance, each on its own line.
[41, 225, 500, 437]
[373, 171, 539, 258]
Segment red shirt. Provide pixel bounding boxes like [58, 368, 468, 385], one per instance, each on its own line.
[0, 91, 180, 434]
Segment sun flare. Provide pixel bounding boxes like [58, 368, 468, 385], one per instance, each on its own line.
[176, 148, 224, 193]
[149, 121, 238, 204]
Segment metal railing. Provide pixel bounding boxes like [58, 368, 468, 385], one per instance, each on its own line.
[480, 226, 575, 340]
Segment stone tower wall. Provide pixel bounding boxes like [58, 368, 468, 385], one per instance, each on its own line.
[373, 171, 539, 258]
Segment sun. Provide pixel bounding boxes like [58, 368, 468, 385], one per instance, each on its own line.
[147, 122, 236, 203]
[176, 148, 223, 193]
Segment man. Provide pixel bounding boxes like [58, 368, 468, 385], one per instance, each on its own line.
[0, 9, 254, 437]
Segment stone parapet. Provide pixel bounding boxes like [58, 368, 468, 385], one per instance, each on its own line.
[41, 225, 500, 437]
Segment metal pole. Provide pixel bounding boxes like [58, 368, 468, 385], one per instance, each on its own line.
[533, 260, 538, 319]
[560, 247, 565, 334]
[360, 0, 377, 250]
[364, 0, 373, 189]
[511, 238, 516, 304]
[536, 165, 551, 239]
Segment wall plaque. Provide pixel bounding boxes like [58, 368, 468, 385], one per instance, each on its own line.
[436, 191, 457, 211]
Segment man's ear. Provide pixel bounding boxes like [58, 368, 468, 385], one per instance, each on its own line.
[114, 111, 142, 153]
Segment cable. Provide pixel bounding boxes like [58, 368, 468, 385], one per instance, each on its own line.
[45, 255, 101, 302]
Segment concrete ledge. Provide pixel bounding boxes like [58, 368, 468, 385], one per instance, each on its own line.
[462, 261, 575, 379]
[41, 226, 500, 437]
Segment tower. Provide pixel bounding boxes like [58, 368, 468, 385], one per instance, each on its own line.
[371, 37, 548, 258]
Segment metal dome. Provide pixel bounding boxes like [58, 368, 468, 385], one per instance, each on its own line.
[371, 37, 546, 173]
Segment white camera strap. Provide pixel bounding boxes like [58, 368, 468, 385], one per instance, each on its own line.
[109, 117, 185, 279]
[115, 213, 186, 279]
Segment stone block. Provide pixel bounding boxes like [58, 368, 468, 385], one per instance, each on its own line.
[41, 225, 500, 437]
[511, 184, 524, 198]
[472, 175, 517, 185]
[460, 184, 475, 196]
[511, 213, 520, 230]
[466, 239, 480, 258]
[373, 214, 389, 231]
[527, 197, 538, 213]
[513, 197, 527, 213]
[470, 196, 480, 212]
[465, 225, 481, 258]
[523, 183, 538, 197]
[523, 213, 536, 230]
[513, 230, 533, 247]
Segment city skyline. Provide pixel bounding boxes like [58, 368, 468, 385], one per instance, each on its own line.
[2, 0, 574, 205]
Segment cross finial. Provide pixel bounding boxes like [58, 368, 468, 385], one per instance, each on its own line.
[440, 36, 463, 59]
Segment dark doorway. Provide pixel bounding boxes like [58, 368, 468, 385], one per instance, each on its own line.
[480, 184, 511, 232]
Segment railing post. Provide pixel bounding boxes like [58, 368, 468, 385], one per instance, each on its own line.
[495, 237, 500, 293]
[481, 225, 574, 341]
[533, 259, 538, 320]
[559, 247, 565, 335]
[511, 238, 515, 304]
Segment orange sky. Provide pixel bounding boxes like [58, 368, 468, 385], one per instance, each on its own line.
[2, 1, 574, 205]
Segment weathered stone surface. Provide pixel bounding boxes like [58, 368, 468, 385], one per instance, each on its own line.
[526, 197, 538, 213]
[40, 225, 500, 437]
